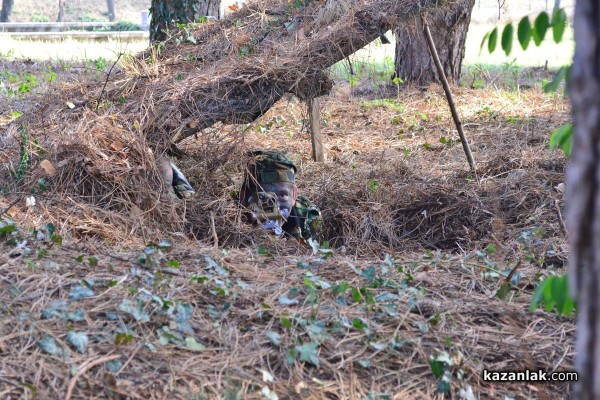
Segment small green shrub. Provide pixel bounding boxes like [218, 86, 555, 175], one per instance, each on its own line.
[30, 14, 49, 22]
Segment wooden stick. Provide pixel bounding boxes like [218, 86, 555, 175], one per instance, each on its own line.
[422, 16, 477, 173]
[65, 354, 121, 400]
[308, 98, 324, 162]
[210, 211, 219, 247]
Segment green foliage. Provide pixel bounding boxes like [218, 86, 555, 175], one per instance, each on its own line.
[290, 342, 320, 366]
[517, 17, 532, 50]
[501, 24, 513, 56]
[532, 12, 550, 45]
[551, 9, 567, 43]
[483, 9, 572, 157]
[66, 331, 89, 353]
[38, 335, 67, 356]
[361, 99, 406, 114]
[30, 14, 49, 22]
[94, 20, 140, 31]
[484, 9, 567, 54]
[0, 223, 17, 240]
[549, 123, 572, 157]
[15, 124, 29, 182]
[530, 274, 575, 316]
[487, 27, 498, 53]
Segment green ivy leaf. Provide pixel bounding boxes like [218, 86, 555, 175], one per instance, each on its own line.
[501, 23, 514, 56]
[38, 335, 66, 356]
[332, 281, 350, 295]
[118, 299, 150, 322]
[428, 359, 445, 379]
[265, 331, 282, 346]
[0, 224, 17, 239]
[105, 360, 122, 373]
[487, 27, 498, 53]
[280, 315, 293, 329]
[351, 287, 362, 303]
[296, 342, 320, 367]
[496, 282, 512, 300]
[256, 245, 270, 256]
[551, 8, 567, 43]
[352, 318, 367, 330]
[517, 17, 532, 50]
[69, 285, 94, 300]
[114, 332, 134, 345]
[185, 337, 206, 351]
[66, 331, 89, 353]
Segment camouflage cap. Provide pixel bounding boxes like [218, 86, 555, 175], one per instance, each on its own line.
[248, 150, 297, 184]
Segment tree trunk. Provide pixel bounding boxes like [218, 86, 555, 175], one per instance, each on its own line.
[553, 0, 561, 13]
[57, 0, 65, 22]
[393, 0, 475, 86]
[150, 0, 220, 43]
[567, 0, 600, 398]
[0, 0, 14, 22]
[107, 0, 116, 22]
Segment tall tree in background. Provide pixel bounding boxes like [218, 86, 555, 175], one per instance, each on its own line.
[57, 0, 65, 22]
[0, 0, 14, 22]
[107, 0, 116, 22]
[393, 0, 475, 86]
[567, 0, 600, 398]
[150, 0, 220, 42]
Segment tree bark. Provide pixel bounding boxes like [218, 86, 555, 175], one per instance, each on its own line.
[107, 0, 116, 22]
[57, 0, 65, 22]
[393, 0, 474, 86]
[150, 0, 220, 43]
[0, 0, 14, 22]
[553, 0, 561, 13]
[567, 0, 600, 398]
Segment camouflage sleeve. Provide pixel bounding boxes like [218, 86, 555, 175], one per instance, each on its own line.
[294, 195, 322, 241]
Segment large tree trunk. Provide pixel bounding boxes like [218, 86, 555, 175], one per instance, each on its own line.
[150, 0, 220, 43]
[57, 0, 65, 22]
[0, 0, 14, 22]
[393, 0, 474, 86]
[567, 0, 600, 398]
[107, 0, 116, 22]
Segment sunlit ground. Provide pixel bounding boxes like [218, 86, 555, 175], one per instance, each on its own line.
[0, 36, 149, 61]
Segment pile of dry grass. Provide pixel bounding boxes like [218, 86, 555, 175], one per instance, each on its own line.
[0, 0, 446, 249]
[1, 83, 570, 257]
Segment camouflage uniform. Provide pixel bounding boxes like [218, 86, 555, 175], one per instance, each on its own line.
[239, 150, 322, 241]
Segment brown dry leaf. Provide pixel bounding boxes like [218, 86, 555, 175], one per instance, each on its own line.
[294, 381, 308, 393]
[111, 141, 124, 151]
[234, 34, 252, 47]
[39, 159, 57, 177]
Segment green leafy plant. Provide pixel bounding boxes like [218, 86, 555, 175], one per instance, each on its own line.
[484, 8, 572, 155]
[530, 274, 575, 316]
